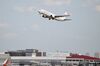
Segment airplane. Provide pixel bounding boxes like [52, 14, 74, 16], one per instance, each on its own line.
[38, 9, 71, 21]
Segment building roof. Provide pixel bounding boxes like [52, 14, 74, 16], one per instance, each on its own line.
[67, 54, 100, 61]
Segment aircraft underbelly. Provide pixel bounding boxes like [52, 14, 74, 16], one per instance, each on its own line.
[55, 17, 66, 21]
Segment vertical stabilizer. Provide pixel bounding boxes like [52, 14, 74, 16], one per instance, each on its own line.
[64, 12, 70, 16]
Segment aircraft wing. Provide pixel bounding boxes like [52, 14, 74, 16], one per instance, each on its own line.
[38, 12, 47, 16]
[55, 15, 70, 18]
[39, 12, 52, 18]
[54, 18, 72, 21]
[38, 10, 55, 17]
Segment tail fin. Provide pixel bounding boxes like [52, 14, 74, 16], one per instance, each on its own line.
[64, 12, 68, 15]
[64, 12, 70, 16]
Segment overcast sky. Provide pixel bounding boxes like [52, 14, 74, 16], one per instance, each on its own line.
[0, 0, 100, 55]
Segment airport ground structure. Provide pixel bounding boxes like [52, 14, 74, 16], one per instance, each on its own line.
[0, 49, 100, 66]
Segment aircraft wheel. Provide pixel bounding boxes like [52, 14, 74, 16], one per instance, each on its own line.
[42, 15, 44, 17]
[49, 18, 51, 20]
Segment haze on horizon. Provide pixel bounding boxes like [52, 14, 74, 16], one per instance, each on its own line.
[0, 0, 100, 55]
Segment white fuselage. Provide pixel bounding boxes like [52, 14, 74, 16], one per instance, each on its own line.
[54, 17, 67, 21]
[38, 9, 69, 21]
[38, 9, 55, 17]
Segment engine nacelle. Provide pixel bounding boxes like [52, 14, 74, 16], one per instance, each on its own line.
[50, 15, 55, 20]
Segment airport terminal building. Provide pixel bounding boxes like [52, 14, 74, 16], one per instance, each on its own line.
[1, 49, 100, 66]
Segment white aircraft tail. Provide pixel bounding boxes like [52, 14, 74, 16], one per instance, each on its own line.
[64, 12, 71, 16]
[64, 12, 68, 15]
[64, 12, 69, 15]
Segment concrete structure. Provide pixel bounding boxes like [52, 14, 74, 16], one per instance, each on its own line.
[11, 56, 67, 66]
[94, 52, 100, 58]
[66, 53, 100, 66]
[5, 49, 46, 57]
[11, 53, 100, 66]
[2, 49, 100, 66]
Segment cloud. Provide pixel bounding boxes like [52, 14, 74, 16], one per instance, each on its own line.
[82, 0, 100, 12]
[3, 32, 17, 39]
[44, 0, 71, 6]
[0, 23, 9, 28]
[31, 23, 40, 31]
[14, 6, 35, 13]
[0, 32, 17, 40]
[96, 5, 100, 12]
[0, 21, 12, 39]
[82, 0, 96, 7]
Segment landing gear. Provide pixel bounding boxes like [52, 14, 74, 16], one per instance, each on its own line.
[48, 15, 54, 20]
[42, 15, 45, 17]
[49, 17, 51, 20]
